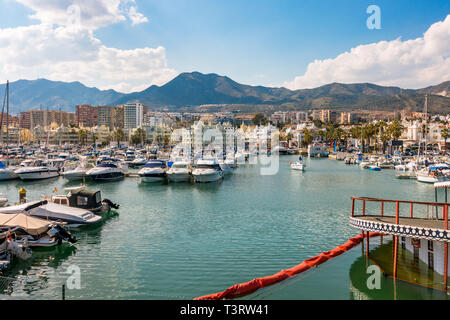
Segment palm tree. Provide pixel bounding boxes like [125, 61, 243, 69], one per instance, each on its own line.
[380, 132, 391, 154]
[78, 129, 88, 145]
[130, 128, 146, 146]
[388, 120, 405, 141]
[113, 128, 125, 147]
[302, 128, 313, 148]
[350, 126, 363, 151]
[387, 120, 405, 153]
[442, 127, 449, 153]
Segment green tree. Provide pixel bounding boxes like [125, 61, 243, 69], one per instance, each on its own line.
[302, 128, 313, 147]
[78, 129, 88, 145]
[130, 128, 146, 146]
[113, 128, 125, 147]
[388, 120, 405, 141]
[252, 113, 267, 126]
[442, 127, 449, 152]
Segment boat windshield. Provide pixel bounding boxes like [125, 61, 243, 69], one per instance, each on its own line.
[144, 162, 166, 168]
[98, 163, 117, 168]
[196, 164, 220, 169]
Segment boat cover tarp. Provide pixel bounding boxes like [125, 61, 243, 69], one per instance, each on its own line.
[0, 213, 50, 236]
[195, 232, 382, 300]
[68, 189, 101, 210]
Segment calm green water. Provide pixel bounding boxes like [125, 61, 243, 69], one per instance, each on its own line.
[0, 156, 441, 299]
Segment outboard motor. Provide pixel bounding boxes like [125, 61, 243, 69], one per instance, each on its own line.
[102, 199, 120, 212]
[49, 225, 77, 244]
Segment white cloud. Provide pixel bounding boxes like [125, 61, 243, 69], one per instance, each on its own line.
[128, 6, 148, 26]
[0, 23, 177, 93]
[0, 0, 175, 93]
[16, 0, 128, 30]
[284, 14, 450, 90]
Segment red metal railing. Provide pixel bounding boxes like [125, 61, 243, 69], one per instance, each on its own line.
[351, 196, 449, 222]
[351, 196, 449, 290]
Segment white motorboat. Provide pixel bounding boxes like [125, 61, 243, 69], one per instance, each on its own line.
[138, 160, 167, 182]
[219, 161, 233, 174]
[359, 160, 371, 169]
[0, 200, 102, 227]
[86, 160, 125, 182]
[130, 156, 148, 168]
[192, 158, 223, 183]
[15, 159, 59, 181]
[291, 156, 305, 171]
[235, 152, 245, 164]
[224, 158, 237, 168]
[416, 165, 450, 184]
[0, 161, 18, 181]
[49, 186, 119, 214]
[308, 143, 329, 158]
[62, 160, 95, 181]
[395, 163, 417, 179]
[0, 213, 77, 247]
[167, 161, 191, 182]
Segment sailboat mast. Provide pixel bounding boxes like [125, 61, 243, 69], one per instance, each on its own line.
[424, 94, 428, 155]
[6, 80, 9, 157]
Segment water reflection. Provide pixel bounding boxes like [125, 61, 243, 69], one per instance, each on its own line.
[1, 244, 77, 296]
[349, 242, 448, 300]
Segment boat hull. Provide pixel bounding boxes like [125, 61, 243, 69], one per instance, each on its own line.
[17, 170, 59, 181]
[193, 171, 223, 183]
[89, 172, 124, 182]
[0, 169, 19, 181]
[63, 171, 87, 181]
[140, 174, 166, 182]
[167, 172, 190, 182]
[416, 175, 438, 183]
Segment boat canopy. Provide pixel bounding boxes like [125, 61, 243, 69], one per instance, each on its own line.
[429, 165, 450, 170]
[68, 188, 101, 210]
[0, 213, 50, 236]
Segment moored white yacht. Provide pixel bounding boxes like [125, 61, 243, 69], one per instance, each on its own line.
[167, 161, 191, 182]
[395, 163, 417, 179]
[0, 200, 102, 228]
[290, 156, 305, 171]
[138, 160, 167, 182]
[15, 159, 59, 181]
[416, 165, 450, 184]
[0, 161, 18, 181]
[130, 156, 148, 168]
[192, 158, 223, 183]
[86, 160, 125, 182]
[62, 160, 95, 181]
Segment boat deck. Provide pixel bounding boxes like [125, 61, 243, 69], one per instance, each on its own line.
[357, 216, 447, 229]
[350, 215, 450, 242]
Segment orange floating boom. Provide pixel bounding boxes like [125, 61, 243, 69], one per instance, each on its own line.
[195, 232, 382, 300]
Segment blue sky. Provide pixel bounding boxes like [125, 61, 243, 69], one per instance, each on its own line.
[0, 0, 448, 92]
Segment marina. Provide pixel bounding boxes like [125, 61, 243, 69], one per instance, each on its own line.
[0, 155, 448, 300]
[0, 0, 448, 308]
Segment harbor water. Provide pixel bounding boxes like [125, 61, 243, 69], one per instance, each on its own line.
[0, 156, 442, 299]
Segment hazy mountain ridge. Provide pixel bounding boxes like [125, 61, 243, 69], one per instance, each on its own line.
[0, 73, 449, 114]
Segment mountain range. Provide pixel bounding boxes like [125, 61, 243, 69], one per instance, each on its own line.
[0, 72, 449, 115]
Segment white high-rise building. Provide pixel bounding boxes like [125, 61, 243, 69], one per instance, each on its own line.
[124, 103, 144, 130]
